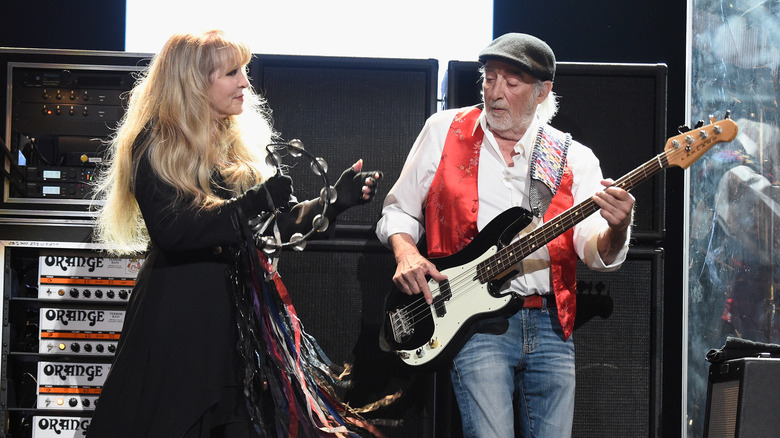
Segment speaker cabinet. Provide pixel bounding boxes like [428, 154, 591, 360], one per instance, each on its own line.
[573, 246, 664, 438]
[274, 247, 438, 438]
[704, 357, 780, 438]
[444, 61, 667, 243]
[250, 55, 438, 235]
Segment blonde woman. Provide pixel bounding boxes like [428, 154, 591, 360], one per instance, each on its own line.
[87, 30, 380, 438]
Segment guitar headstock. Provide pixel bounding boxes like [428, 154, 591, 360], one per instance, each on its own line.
[664, 113, 738, 169]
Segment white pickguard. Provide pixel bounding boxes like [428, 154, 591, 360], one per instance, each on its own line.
[398, 244, 514, 367]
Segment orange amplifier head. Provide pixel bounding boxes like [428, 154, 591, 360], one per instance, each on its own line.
[37, 361, 110, 411]
[37, 249, 144, 302]
[38, 307, 125, 356]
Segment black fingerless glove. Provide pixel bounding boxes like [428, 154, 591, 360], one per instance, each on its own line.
[233, 174, 294, 217]
[329, 166, 382, 217]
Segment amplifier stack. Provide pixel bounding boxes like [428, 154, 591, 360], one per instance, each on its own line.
[1, 243, 144, 438]
[33, 250, 142, 412]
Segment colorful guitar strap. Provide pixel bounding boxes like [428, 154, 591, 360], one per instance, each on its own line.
[529, 125, 571, 218]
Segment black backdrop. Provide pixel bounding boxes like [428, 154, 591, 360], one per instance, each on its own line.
[251, 54, 438, 236]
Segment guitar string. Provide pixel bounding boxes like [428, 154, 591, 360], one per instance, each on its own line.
[390, 138, 706, 349]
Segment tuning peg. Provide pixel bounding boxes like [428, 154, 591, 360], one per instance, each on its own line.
[678, 125, 690, 133]
[694, 120, 705, 129]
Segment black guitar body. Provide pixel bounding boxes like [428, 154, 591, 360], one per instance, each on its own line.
[379, 207, 534, 368]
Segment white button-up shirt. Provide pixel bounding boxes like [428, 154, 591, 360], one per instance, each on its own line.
[375, 108, 629, 296]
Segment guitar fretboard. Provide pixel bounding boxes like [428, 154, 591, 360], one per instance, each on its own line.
[475, 151, 670, 283]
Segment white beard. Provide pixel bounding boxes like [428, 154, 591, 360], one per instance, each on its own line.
[485, 107, 535, 140]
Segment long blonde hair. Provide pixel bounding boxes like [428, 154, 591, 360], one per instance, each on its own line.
[92, 30, 277, 255]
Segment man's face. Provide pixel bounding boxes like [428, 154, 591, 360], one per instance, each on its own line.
[482, 60, 551, 140]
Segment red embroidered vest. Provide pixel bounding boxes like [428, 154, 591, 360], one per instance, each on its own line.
[425, 107, 483, 258]
[425, 107, 579, 339]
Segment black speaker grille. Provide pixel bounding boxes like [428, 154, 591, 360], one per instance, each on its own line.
[274, 249, 432, 438]
[704, 358, 780, 438]
[276, 249, 395, 364]
[552, 69, 665, 242]
[573, 247, 663, 438]
[253, 56, 437, 231]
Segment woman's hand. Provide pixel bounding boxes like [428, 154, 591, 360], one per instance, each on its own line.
[331, 159, 382, 214]
[235, 174, 294, 216]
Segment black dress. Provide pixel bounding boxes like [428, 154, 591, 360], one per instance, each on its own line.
[87, 154, 258, 437]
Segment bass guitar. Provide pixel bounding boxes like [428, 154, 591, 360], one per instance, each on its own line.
[379, 114, 738, 368]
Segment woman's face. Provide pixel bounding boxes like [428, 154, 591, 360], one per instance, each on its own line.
[208, 65, 249, 119]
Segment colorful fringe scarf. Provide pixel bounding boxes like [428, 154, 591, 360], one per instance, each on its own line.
[230, 215, 391, 437]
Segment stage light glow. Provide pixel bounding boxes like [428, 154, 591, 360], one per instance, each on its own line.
[124, 0, 493, 99]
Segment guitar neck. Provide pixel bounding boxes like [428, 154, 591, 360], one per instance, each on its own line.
[476, 152, 668, 283]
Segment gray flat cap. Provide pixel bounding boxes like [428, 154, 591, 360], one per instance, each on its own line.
[478, 33, 556, 81]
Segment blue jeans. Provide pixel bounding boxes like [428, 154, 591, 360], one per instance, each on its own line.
[450, 302, 575, 438]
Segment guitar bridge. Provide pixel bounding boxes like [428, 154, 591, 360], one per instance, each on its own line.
[389, 308, 414, 343]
